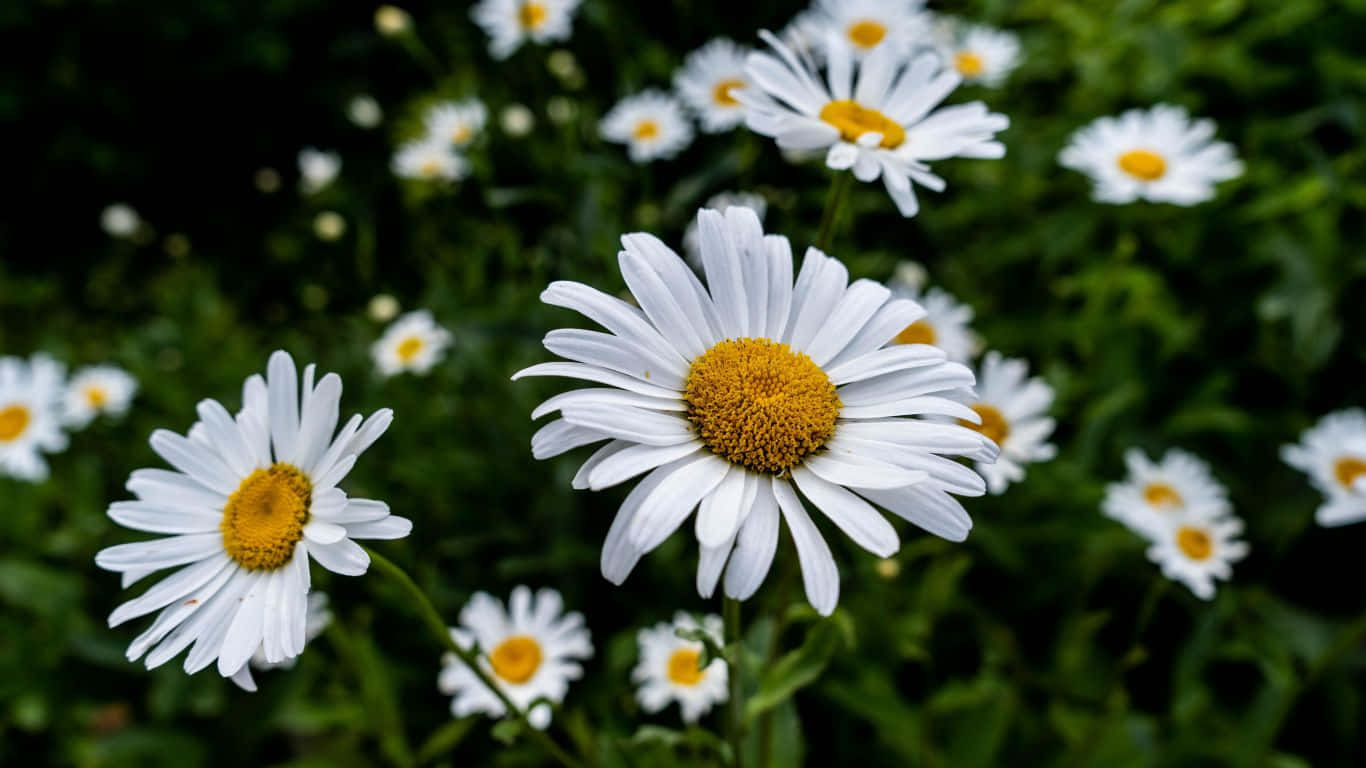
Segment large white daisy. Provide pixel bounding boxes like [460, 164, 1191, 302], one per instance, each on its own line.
[1101, 448, 1231, 542]
[63, 364, 138, 429]
[95, 350, 412, 681]
[1145, 515, 1248, 600]
[423, 99, 487, 149]
[740, 31, 1008, 217]
[0, 354, 68, 482]
[674, 38, 753, 134]
[514, 208, 998, 616]
[1059, 104, 1243, 205]
[371, 310, 453, 377]
[1281, 409, 1366, 526]
[232, 591, 333, 691]
[600, 91, 695, 164]
[886, 278, 976, 362]
[958, 351, 1056, 494]
[933, 18, 1021, 88]
[633, 612, 728, 724]
[392, 139, 468, 182]
[800, 0, 931, 60]
[471, 0, 582, 60]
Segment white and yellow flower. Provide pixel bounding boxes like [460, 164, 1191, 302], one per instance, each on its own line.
[800, 0, 931, 60]
[63, 365, 137, 429]
[232, 591, 333, 691]
[886, 278, 976, 362]
[1102, 448, 1231, 542]
[438, 586, 593, 729]
[1059, 105, 1243, 205]
[371, 310, 453, 377]
[1281, 409, 1366, 526]
[933, 18, 1021, 88]
[1145, 515, 1248, 600]
[298, 148, 341, 195]
[424, 99, 487, 149]
[471, 0, 582, 60]
[683, 191, 768, 268]
[392, 139, 468, 182]
[0, 354, 68, 482]
[515, 208, 997, 616]
[600, 91, 695, 164]
[674, 39, 753, 133]
[958, 352, 1056, 494]
[632, 612, 727, 724]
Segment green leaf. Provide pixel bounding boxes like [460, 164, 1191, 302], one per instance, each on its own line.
[415, 718, 477, 765]
[743, 613, 850, 723]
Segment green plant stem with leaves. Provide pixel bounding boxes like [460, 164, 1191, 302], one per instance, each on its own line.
[815, 172, 853, 252]
[724, 596, 745, 768]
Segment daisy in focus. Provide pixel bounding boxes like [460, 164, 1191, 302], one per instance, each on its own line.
[371, 310, 453, 377]
[392, 139, 468, 182]
[683, 190, 768, 268]
[886, 274, 977, 362]
[439, 586, 592, 729]
[63, 365, 137, 429]
[1102, 448, 1231, 541]
[1281, 409, 1366, 526]
[600, 91, 695, 164]
[471, 0, 582, 60]
[514, 208, 998, 615]
[741, 31, 1008, 217]
[1059, 105, 1243, 205]
[673, 38, 753, 133]
[0, 354, 68, 482]
[958, 352, 1056, 494]
[297, 148, 341, 195]
[933, 18, 1021, 88]
[232, 592, 333, 691]
[800, 0, 931, 60]
[95, 350, 412, 682]
[633, 612, 727, 724]
[424, 99, 487, 149]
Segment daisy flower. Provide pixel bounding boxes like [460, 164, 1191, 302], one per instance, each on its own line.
[95, 350, 412, 681]
[392, 139, 468, 182]
[1059, 105, 1243, 205]
[424, 99, 487, 149]
[633, 612, 728, 724]
[1281, 409, 1366, 526]
[0, 354, 68, 482]
[371, 310, 453, 377]
[298, 148, 341, 195]
[958, 352, 1056, 494]
[1101, 448, 1231, 542]
[674, 39, 753, 133]
[63, 365, 138, 429]
[801, 0, 931, 60]
[741, 31, 1008, 217]
[683, 191, 768, 268]
[934, 18, 1021, 88]
[471, 0, 582, 60]
[600, 91, 695, 164]
[347, 95, 383, 128]
[1145, 515, 1248, 600]
[232, 592, 333, 691]
[438, 586, 592, 729]
[514, 208, 998, 616]
[101, 204, 141, 239]
[886, 279, 976, 362]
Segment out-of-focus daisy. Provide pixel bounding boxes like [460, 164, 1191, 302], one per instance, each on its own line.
[1146, 515, 1248, 600]
[1102, 448, 1231, 542]
[515, 208, 998, 615]
[471, 0, 582, 60]
[371, 310, 452, 377]
[232, 592, 333, 691]
[348, 95, 383, 128]
[934, 18, 1021, 88]
[63, 365, 137, 429]
[1281, 409, 1366, 526]
[801, 0, 930, 60]
[683, 191, 768, 268]
[374, 5, 412, 37]
[368, 294, 401, 324]
[0, 354, 68, 482]
[886, 279, 976, 362]
[313, 211, 347, 242]
[95, 350, 412, 681]
[600, 91, 695, 164]
[298, 148, 341, 195]
[674, 39, 753, 134]
[392, 139, 468, 182]
[1059, 105, 1243, 205]
[438, 586, 592, 729]
[958, 352, 1055, 494]
[500, 103, 536, 137]
[633, 612, 727, 724]
[741, 31, 1008, 217]
[424, 99, 487, 149]
[101, 204, 141, 239]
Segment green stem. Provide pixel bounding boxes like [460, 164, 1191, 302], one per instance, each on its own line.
[364, 548, 585, 768]
[814, 172, 853, 252]
[755, 561, 795, 768]
[724, 597, 745, 768]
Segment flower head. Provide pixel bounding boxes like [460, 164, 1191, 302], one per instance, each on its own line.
[1102, 448, 1231, 542]
[424, 99, 487, 149]
[392, 139, 468, 182]
[600, 91, 695, 164]
[959, 352, 1055, 494]
[1281, 409, 1366, 526]
[800, 0, 931, 60]
[1146, 516, 1248, 600]
[933, 17, 1021, 88]
[298, 148, 341, 195]
[63, 365, 137, 429]
[0, 354, 68, 482]
[633, 612, 727, 723]
[674, 38, 754, 133]
[472, 0, 582, 60]
[371, 310, 453, 377]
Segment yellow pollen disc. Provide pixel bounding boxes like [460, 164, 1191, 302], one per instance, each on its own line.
[452, 125, 472, 145]
[959, 403, 1010, 445]
[396, 335, 424, 363]
[221, 463, 312, 571]
[667, 648, 705, 686]
[954, 51, 985, 77]
[1143, 482, 1183, 508]
[418, 158, 442, 178]
[847, 20, 887, 49]
[1176, 525, 1213, 561]
[712, 78, 745, 107]
[894, 320, 936, 346]
[684, 338, 841, 475]
[490, 635, 543, 684]
[0, 404, 31, 442]
[1117, 149, 1167, 181]
[633, 120, 660, 140]
[86, 386, 109, 408]
[819, 100, 906, 149]
[1334, 456, 1366, 490]
[518, 1, 548, 30]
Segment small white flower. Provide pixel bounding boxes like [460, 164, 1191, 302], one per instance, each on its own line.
[374, 5, 412, 37]
[885, 280, 976, 362]
[63, 365, 137, 429]
[101, 204, 141, 238]
[1059, 105, 1243, 205]
[600, 91, 694, 164]
[348, 95, 383, 128]
[371, 310, 452, 377]
[800, 0, 931, 60]
[933, 17, 1021, 88]
[471, 0, 582, 60]
[501, 103, 537, 137]
[1281, 409, 1366, 526]
[298, 148, 341, 194]
[1102, 448, 1231, 542]
[673, 38, 753, 134]
[958, 352, 1055, 494]
[232, 592, 333, 691]
[0, 354, 69, 482]
[424, 99, 487, 149]
[438, 586, 593, 729]
[633, 612, 727, 724]
[683, 191, 768, 268]
[1145, 515, 1248, 600]
[392, 139, 468, 182]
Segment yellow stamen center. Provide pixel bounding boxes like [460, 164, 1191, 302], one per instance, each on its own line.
[847, 20, 887, 49]
[667, 648, 705, 686]
[452, 125, 472, 145]
[712, 78, 745, 107]
[518, 1, 548, 30]
[85, 387, 108, 408]
[633, 120, 660, 141]
[396, 335, 424, 363]
[819, 100, 906, 149]
[1117, 149, 1167, 181]
[490, 635, 543, 684]
[1143, 482, 1183, 508]
[684, 338, 840, 474]
[0, 404, 31, 442]
[221, 463, 312, 571]
[1334, 456, 1366, 490]
[894, 320, 936, 346]
[959, 403, 1010, 445]
[419, 158, 442, 179]
[1176, 525, 1213, 561]
[954, 51, 985, 77]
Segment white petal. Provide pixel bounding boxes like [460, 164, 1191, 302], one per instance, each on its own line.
[308, 537, 371, 576]
[723, 477, 781, 600]
[217, 574, 268, 676]
[149, 430, 239, 496]
[792, 466, 899, 557]
[303, 520, 347, 544]
[628, 454, 731, 552]
[344, 516, 413, 540]
[587, 441, 703, 490]
[773, 479, 839, 616]
[512, 362, 680, 399]
[95, 532, 224, 572]
[695, 464, 747, 547]
[108, 501, 220, 534]
[267, 350, 300, 463]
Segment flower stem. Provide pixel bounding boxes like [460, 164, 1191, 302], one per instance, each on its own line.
[724, 596, 745, 768]
[364, 547, 585, 768]
[815, 172, 853, 252]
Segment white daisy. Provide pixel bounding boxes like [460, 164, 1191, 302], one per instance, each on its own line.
[1145, 515, 1248, 600]
[600, 91, 695, 164]
[438, 586, 593, 729]
[371, 310, 453, 377]
[232, 592, 333, 691]
[101, 204, 141, 239]
[1101, 448, 1231, 542]
[0, 354, 68, 482]
[298, 148, 341, 195]
[632, 612, 728, 724]
[471, 0, 582, 60]
[501, 103, 536, 137]
[63, 365, 138, 429]
[514, 208, 998, 616]
[933, 18, 1021, 88]
[424, 99, 487, 149]
[95, 350, 412, 681]
[1059, 104, 1243, 205]
[958, 352, 1056, 494]
[683, 191, 768, 268]
[886, 280, 976, 362]
[348, 95, 383, 128]
[391, 139, 468, 182]
[801, 0, 931, 60]
[741, 31, 1009, 217]
[1281, 409, 1366, 526]
[674, 38, 753, 133]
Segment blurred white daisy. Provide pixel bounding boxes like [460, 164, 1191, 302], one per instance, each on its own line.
[438, 586, 592, 729]
[633, 612, 727, 724]
[959, 352, 1055, 494]
[886, 280, 976, 362]
[347, 95, 383, 128]
[312, 211, 347, 242]
[801, 0, 931, 60]
[1059, 105, 1243, 205]
[741, 31, 1008, 217]
[371, 310, 453, 377]
[471, 0, 582, 60]
[0, 354, 68, 482]
[95, 350, 412, 681]
[515, 208, 998, 616]
[232, 592, 333, 691]
[600, 91, 695, 164]
[298, 148, 341, 195]
[683, 191, 768, 268]
[934, 18, 1021, 88]
[392, 139, 468, 182]
[424, 99, 487, 149]
[1102, 448, 1231, 542]
[101, 204, 141, 239]
[63, 365, 137, 429]
[1146, 515, 1248, 600]
[674, 39, 753, 133]
[1281, 409, 1366, 526]
[501, 103, 537, 137]
[374, 5, 412, 37]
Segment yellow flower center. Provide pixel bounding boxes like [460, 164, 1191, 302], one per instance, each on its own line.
[85, 386, 108, 408]
[846, 20, 887, 49]
[0, 404, 31, 442]
[1176, 525, 1213, 561]
[490, 635, 543, 684]
[954, 51, 985, 77]
[1117, 149, 1167, 181]
[959, 403, 1010, 445]
[1334, 456, 1366, 490]
[396, 335, 425, 363]
[894, 320, 936, 346]
[712, 78, 746, 107]
[667, 648, 705, 686]
[1143, 482, 1183, 508]
[418, 158, 443, 179]
[518, 1, 548, 30]
[452, 125, 472, 145]
[633, 120, 660, 141]
[819, 100, 906, 149]
[684, 338, 841, 475]
[220, 463, 312, 571]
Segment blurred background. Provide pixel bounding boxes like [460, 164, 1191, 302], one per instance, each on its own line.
[2, 0, 1365, 765]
